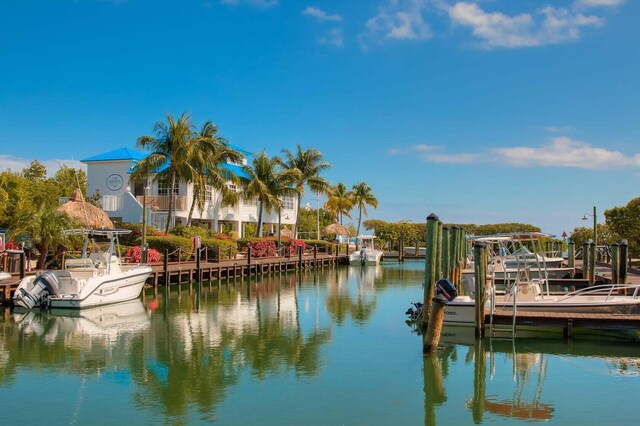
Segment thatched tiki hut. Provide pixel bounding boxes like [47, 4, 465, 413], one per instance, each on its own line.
[57, 189, 114, 229]
[323, 221, 350, 238]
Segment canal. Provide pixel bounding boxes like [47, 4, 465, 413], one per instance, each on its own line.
[1, 261, 639, 424]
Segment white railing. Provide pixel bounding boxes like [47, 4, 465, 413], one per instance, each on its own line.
[102, 195, 122, 212]
[149, 211, 175, 230]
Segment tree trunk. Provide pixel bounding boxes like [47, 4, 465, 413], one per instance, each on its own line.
[356, 207, 363, 237]
[187, 186, 199, 226]
[294, 192, 302, 239]
[37, 242, 49, 270]
[257, 203, 264, 237]
[166, 170, 176, 233]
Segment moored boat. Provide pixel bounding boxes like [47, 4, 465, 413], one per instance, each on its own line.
[13, 229, 152, 309]
[349, 235, 383, 265]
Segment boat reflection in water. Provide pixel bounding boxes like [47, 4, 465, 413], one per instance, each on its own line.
[423, 325, 640, 424]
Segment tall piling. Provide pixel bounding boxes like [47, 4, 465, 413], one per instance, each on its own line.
[589, 240, 596, 285]
[163, 248, 169, 287]
[582, 241, 590, 281]
[611, 242, 620, 286]
[473, 242, 487, 338]
[423, 214, 440, 332]
[441, 227, 450, 280]
[568, 242, 575, 271]
[620, 240, 628, 285]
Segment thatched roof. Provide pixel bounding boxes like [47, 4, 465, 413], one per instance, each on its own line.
[57, 189, 114, 229]
[323, 222, 350, 236]
[280, 227, 293, 238]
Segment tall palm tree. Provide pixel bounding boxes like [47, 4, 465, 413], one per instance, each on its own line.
[186, 121, 243, 226]
[131, 113, 195, 233]
[324, 182, 354, 225]
[243, 151, 300, 237]
[279, 145, 331, 238]
[352, 182, 378, 237]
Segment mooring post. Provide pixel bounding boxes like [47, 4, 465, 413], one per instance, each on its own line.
[247, 246, 252, 276]
[582, 241, 590, 281]
[422, 213, 440, 334]
[454, 227, 463, 288]
[19, 251, 25, 279]
[435, 221, 442, 282]
[611, 242, 620, 287]
[314, 245, 317, 268]
[473, 242, 487, 338]
[441, 226, 450, 280]
[472, 338, 486, 423]
[399, 238, 404, 262]
[620, 240, 628, 285]
[298, 246, 303, 270]
[163, 248, 169, 287]
[423, 296, 447, 354]
[589, 240, 596, 285]
[196, 247, 201, 284]
[568, 242, 575, 271]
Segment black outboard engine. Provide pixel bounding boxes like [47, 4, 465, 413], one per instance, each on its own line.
[14, 271, 62, 309]
[433, 278, 457, 304]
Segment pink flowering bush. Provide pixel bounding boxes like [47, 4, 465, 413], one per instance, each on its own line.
[125, 246, 161, 263]
[245, 240, 277, 258]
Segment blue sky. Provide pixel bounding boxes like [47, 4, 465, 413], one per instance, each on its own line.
[1, 0, 638, 236]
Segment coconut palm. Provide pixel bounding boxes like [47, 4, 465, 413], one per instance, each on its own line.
[324, 182, 354, 225]
[186, 121, 243, 226]
[14, 202, 74, 269]
[279, 145, 331, 238]
[131, 113, 195, 233]
[243, 151, 300, 237]
[352, 182, 378, 237]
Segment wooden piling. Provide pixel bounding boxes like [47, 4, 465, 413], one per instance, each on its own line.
[620, 240, 628, 285]
[611, 242, 620, 286]
[568, 242, 575, 270]
[435, 222, 442, 282]
[589, 240, 596, 285]
[163, 249, 169, 287]
[473, 242, 487, 338]
[423, 299, 447, 353]
[441, 226, 450, 280]
[196, 247, 201, 284]
[423, 213, 440, 332]
[582, 241, 590, 281]
[19, 251, 25, 279]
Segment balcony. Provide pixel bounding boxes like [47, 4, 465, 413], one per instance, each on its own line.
[136, 195, 187, 211]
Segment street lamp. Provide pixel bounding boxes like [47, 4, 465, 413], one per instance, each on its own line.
[581, 205, 597, 247]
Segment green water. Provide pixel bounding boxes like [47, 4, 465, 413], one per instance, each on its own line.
[1, 261, 639, 425]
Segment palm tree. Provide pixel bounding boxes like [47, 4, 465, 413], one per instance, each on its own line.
[14, 202, 74, 269]
[243, 151, 300, 237]
[131, 113, 195, 233]
[352, 182, 378, 237]
[186, 121, 243, 226]
[279, 145, 331, 238]
[324, 182, 354, 225]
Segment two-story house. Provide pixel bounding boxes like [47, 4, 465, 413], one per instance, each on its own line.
[81, 147, 297, 237]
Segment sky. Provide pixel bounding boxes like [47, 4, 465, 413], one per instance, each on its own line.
[0, 0, 638, 237]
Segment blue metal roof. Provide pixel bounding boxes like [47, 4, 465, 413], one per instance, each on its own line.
[226, 143, 252, 156]
[81, 147, 146, 163]
[221, 162, 249, 179]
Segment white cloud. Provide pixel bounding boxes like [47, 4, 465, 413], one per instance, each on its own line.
[391, 138, 640, 170]
[448, 1, 603, 48]
[303, 6, 342, 22]
[363, 0, 432, 46]
[0, 156, 86, 177]
[574, 0, 626, 8]
[319, 28, 344, 47]
[495, 137, 640, 169]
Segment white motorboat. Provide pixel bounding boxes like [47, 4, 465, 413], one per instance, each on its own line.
[442, 233, 640, 325]
[13, 229, 152, 309]
[349, 235, 383, 265]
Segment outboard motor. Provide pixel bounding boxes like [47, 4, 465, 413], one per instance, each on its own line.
[433, 278, 457, 303]
[14, 271, 62, 309]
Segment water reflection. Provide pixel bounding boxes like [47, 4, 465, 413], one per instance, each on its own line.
[424, 325, 640, 424]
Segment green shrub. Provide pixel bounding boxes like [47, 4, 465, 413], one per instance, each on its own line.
[118, 222, 161, 246]
[201, 237, 237, 260]
[146, 235, 193, 261]
[170, 225, 214, 239]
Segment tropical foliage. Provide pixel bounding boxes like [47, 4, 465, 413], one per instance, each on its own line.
[351, 182, 378, 237]
[605, 197, 640, 256]
[279, 145, 330, 238]
[324, 182, 353, 224]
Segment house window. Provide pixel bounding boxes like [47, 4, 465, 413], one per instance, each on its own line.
[282, 196, 294, 210]
[243, 197, 257, 206]
[158, 180, 179, 197]
[204, 185, 212, 202]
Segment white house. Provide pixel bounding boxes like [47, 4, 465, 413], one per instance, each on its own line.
[81, 147, 297, 237]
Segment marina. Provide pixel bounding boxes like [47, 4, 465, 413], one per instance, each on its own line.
[1, 261, 640, 425]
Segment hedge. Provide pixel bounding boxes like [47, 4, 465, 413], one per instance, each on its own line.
[146, 235, 193, 261]
[201, 237, 237, 260]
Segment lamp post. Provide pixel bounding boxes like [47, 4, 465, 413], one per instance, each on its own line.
[316, 191, 320, 240]
[142, 186, 150, 263]
[581, 206, 597, 248]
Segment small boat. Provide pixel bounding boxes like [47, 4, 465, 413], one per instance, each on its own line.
[13, 229, 152, 309]
[349, 235, 383, 265]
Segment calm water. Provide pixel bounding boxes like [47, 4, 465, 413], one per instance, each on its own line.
[1, 261, 640, 425]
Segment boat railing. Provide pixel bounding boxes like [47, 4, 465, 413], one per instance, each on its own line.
[554, 284, 640, 302]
